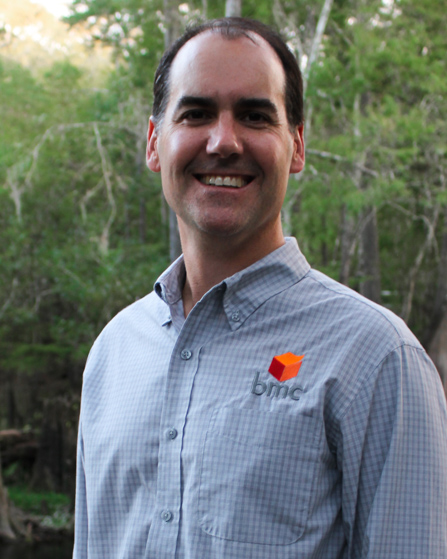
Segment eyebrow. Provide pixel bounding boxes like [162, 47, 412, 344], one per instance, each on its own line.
[174, 96, 217, 113]
[235, 98, 279, 115]
[173, 96, 279, 116]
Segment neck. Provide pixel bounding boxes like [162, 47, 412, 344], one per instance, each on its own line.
[180, 223, 285, 317]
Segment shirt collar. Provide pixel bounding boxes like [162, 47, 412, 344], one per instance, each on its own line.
[154, 237, 310, 329]
[221, 237, 310, 330]
[155, 255, 186, 306]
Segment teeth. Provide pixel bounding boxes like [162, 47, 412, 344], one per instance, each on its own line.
[201, 175, 248, 188]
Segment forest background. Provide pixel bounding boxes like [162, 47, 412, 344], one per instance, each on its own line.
[0, 0, 446, 540]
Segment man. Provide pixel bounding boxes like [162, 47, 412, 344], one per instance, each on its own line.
[74, 18, 447, 559]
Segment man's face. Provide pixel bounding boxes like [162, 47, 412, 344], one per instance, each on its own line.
[147, 31, 304, 249]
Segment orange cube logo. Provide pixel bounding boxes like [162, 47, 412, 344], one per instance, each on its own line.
[268, 352, 304, 382]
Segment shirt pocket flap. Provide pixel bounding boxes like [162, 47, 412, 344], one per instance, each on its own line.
[212, 406, 318, 450]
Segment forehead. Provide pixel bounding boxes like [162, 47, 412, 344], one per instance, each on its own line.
[166, 31, 287, 109]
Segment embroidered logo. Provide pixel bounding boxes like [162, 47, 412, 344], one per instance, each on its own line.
[251, 372, 302, 401]
[268, 352, 304, 382]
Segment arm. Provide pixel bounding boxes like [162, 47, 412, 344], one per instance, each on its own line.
[340, 344, 447, 558]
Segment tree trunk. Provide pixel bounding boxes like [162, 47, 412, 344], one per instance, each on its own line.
[135, 127, 146, 244]
[433, 208, 447, 318]
[302, 0, 334, 93]
[358, 206, 381, 303]
[30, 397, 78, 496]
[426, 207, 447, 394]
[352, 89, 381, 303]
[31, 404, 64, 493]
[0, 449, 16, 542]
[163, 0, 182, 49]
[424, 207, 447, 346]
[428, 312, 447, 397]
[225, 0, 241, 17]
[339, 204, 356, 285]
[273, 0, 334, 233]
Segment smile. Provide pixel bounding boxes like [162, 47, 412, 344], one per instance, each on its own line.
[196, 175, 251, 188]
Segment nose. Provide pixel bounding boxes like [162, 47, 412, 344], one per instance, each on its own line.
[206, 112, 243, 158]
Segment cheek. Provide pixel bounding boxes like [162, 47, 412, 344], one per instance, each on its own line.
[163, 129, 202, 168]
[247, 134, 291, 168]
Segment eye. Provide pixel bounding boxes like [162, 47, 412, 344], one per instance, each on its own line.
[182, 109, 210, 121]
[242, 112, 271, 125]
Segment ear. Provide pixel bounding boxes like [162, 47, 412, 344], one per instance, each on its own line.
[147, 117, 161, 173]
[289, 124, 305, 174]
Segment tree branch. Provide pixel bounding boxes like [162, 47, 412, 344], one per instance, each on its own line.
[23, 121, 139, 191]
[306, 148, 378, 177]
[303, 0, 334, 93]
[0, 278, 18, 321]
[401, 206, 440, 323]
[93, 123, 117, 254]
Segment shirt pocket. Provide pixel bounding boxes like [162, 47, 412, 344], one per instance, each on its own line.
[198, 406, 321, 545]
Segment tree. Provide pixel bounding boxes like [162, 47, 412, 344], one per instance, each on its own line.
[279, 0, 447, 332]
[225, 0, 241, 17]
[0, 56, 169, 492]
[0, 450, 15, 541]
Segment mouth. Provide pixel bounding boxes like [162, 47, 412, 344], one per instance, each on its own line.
[195, 174, 253, 188]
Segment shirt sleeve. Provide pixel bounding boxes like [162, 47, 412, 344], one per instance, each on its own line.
[73, 419, 88, 559]
[339, 343, 447, 558]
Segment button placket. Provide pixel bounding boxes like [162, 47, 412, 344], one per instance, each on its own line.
[153, 341, 196, 552]
[147, 293, 229, 558]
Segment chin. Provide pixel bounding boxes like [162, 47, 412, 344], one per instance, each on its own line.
[191, 214, 249, 239]
[199, 224, 245, 239]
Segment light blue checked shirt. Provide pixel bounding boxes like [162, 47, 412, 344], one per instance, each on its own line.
[74, 238, 447, 559]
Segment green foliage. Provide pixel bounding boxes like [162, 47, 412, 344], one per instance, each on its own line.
[8, 486, 70, 515]
[0, 55, 168, 389]
[0, 60, 48, 175]
[293, 0, 447, 336]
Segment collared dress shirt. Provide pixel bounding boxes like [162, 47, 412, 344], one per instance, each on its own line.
[73, 238, 447, 559]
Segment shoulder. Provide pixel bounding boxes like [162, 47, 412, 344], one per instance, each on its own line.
[274, 267, 436, 419]
[299, 268, 421, 350]
[291, 272, 445, 455]
[83, 291, 167, 374]
[100, 291, 165, 338]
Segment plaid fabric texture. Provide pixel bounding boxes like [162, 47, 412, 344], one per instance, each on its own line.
[73, 238, 447, 559]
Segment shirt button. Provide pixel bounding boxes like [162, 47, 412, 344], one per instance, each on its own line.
[166, 428, 178, 440]
[231, 310, 240, 322]
[181, 349, 192, 360]
[161, 510, 173, 523]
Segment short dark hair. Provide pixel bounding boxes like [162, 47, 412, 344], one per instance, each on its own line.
[152, 17, 303, 129]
